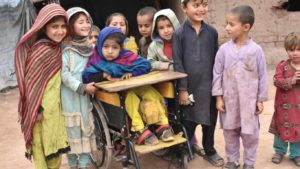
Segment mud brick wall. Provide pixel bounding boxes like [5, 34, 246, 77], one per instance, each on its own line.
[172, 0, 300, 65]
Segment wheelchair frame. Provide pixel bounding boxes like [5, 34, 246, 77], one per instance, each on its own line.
[91, 71, 194, 169]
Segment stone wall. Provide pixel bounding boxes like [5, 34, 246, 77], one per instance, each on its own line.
[171, 0, 300, 65]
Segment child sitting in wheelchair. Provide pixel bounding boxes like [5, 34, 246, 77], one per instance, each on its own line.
[83, 27, 174, 145]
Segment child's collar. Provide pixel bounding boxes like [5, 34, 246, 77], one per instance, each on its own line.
[186, 19, 206, 32]
[231, 37, 252, 46]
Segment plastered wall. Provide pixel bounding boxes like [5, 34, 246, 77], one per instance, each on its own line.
[171, 0, 300, 65]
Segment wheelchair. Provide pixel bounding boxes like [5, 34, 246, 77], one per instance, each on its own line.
[90, 71, 194, 169]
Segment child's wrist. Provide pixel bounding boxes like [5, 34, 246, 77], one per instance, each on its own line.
[216, 95, 223, 100]
[76, 83, 87, 95]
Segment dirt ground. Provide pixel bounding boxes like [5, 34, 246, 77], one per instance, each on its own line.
[0, 67, 298, 169]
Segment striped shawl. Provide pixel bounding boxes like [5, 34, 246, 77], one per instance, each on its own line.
[14, 3, 67, 149]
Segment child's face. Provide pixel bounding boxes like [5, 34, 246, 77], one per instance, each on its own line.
[45, 17, 67, 43]
[225, 13, 248, 40]
[182, 0, 208, 24]
[156, 18, 174, 41]
[287, 47, 300, 64]
[102, 38, 121, 61]
[108, 16, 127, 35]
[137, 15, 153, 38]
[89, 31, 99, 47]
[73, 13, 91, 37]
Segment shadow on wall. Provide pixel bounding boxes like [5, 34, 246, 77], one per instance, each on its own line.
[273, 0, 300, 11]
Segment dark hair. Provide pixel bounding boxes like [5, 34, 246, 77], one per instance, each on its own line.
[105, 13, 129, 35]
[103, 32, 126, 48]
[37, 15, 67, 40]
[69, 12, 88, 37]
[91, 25, 100, 33]
[230, 5, 255, 28]
[154, 15, 171, 35]
[137, 6, 157, 19]
[284, 32, 300, 51]
[181, 0, 204, 7]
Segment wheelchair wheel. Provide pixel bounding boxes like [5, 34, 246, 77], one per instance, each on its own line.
[92, 99, 113, 169]
[181, 152, 188, 169]
[152, 148, 170, 158]
[168, 150, 188, 169]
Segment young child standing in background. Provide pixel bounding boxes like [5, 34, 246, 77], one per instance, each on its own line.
[173, 0, 224, 166]
[89, 25, 100, 47]
[147, 8, 180, 71]
[106, 12, 138, 53]
[136, 6, 157, 58]
[212, 5, 268, 169]
[61, 7, 97, 169]
[269, 32, 300, 167]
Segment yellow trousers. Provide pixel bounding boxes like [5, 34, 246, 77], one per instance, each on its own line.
[32, 122, 62, 169]
[125, 85, 168, 132]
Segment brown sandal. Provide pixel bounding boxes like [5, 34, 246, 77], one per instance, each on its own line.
[271, 153, 283, 164]
[204, 153, 224, 167]
[292, 156, 300, 167]
[191, 144, 205, 157]
[222, 161, 239, 169]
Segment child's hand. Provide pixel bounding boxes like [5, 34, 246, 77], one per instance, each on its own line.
[291, 71, 300, 84]
[103, 72, 110, 79]
[121, 73, 132, 80]
[85, 82, 96, 95]
[179, 90, 191, 105]
[103, 73, 121, 81]
[107, 76, 121, 81]
[36, 114, 43, 122]
[216, 96, 225, 113]
[255, 101, 264, 115]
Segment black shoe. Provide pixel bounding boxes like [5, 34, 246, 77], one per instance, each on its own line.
[191, 144, 205, 157]
[222, 161, 240, 169]
[243, 164, 254, 169]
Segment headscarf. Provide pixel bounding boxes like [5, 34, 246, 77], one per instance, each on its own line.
[62, 7, 93, 57]
[14, 3, 68, 149]
[83, 27, 151, 82]
[151, 8, 180, 42]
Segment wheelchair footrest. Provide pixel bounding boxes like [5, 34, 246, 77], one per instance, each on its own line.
[134, 132, 187, 154]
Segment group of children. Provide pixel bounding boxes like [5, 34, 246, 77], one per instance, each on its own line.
[13, 0, 300, 169]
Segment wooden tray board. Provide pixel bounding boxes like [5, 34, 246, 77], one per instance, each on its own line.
[134, 132, 187, 154]
[94, 71, 187, 92]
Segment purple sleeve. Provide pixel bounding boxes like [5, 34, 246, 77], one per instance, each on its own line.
[257, 48, 268, 102]
[132, 69, 143, 76]
[212, 47, 225, 96]
[132, 67, 150, 76]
